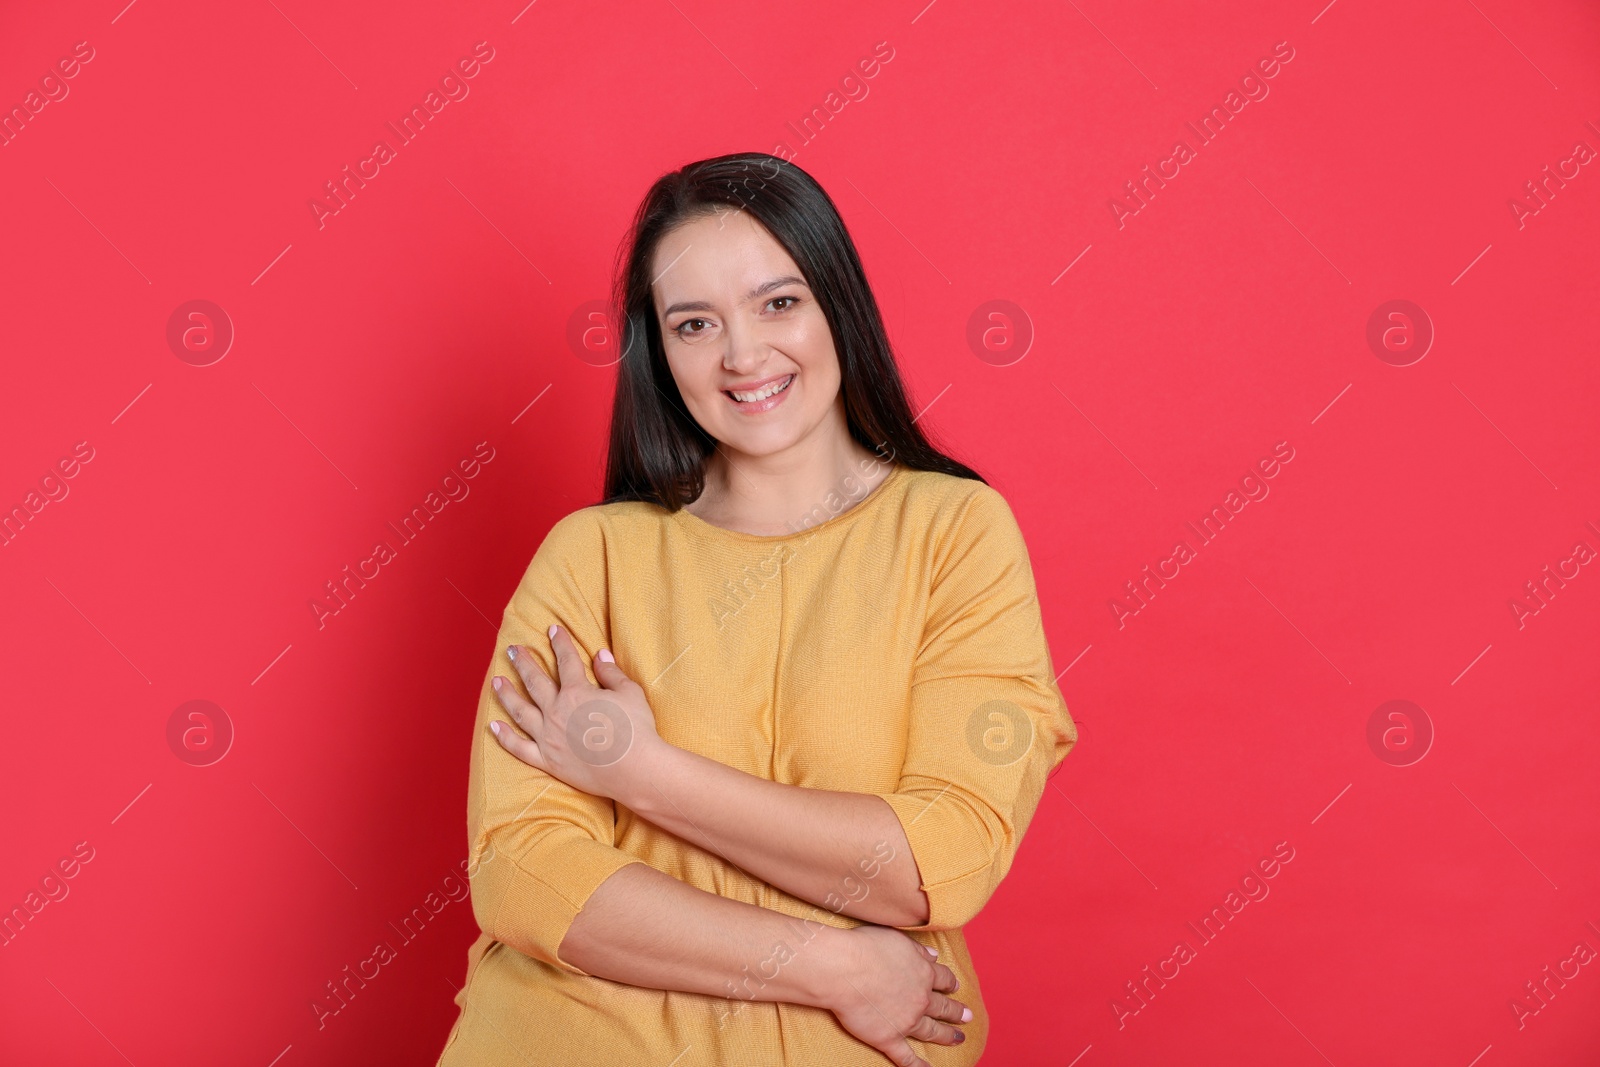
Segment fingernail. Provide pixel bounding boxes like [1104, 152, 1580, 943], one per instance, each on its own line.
[928, 946, 939, 957]
[961, 1007, 972, 1023]
[507, 645, 518, 661]
[598, 648, 614, 663]
[954, 1031, 965, 1044]
[548, 625, 558, 639]
[492, 677, 503, 692]
[490, 721, 501, 737]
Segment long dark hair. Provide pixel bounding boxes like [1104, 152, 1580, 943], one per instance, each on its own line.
[598, 151, 985, 509]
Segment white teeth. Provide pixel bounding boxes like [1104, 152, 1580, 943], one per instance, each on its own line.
[729, 374, 793, 402]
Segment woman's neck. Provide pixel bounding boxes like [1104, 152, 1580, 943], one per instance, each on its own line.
[686, 440, 895, 537]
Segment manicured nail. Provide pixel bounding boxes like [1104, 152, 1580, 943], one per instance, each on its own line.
[492, 677, 502, 691]
[961, 1007, 972, 1023]
[928, 946, 939, 957]
[548, 625, 558, 638]
[507, 645, 518, 661]
[598, 649, 614, 663]
[490, 721, 501, 737]
[953, 1030, 965, 1044]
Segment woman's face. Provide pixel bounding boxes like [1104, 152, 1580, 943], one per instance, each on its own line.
[650, 209, 844, 462]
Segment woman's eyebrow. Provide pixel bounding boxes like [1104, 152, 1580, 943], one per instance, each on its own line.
[662, 275, 808, 317]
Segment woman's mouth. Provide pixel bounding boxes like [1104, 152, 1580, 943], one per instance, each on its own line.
[723, 373, 795, 413]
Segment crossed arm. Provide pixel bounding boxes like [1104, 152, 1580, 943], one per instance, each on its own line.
[468, 496, 1074, 1051]
[493, 625, 931, 927]
[629, 739, 932, 925]
[469, 627, 977, 1063]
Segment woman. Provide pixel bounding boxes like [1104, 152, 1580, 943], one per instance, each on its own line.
[435, 152, 1077, 1066]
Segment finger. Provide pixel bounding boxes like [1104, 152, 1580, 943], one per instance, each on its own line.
[905, 1012, 962, 1046]
[591, 649, 638, 693]
[507, 644, 557, 709]
[491, 674, 544, 739]
[548, 624, 592, 692]
[924, 991, 973, 1026]
[488, 719, 547, 771]
[880, 1040, 929, 1067]
[930, 962, 959, 993]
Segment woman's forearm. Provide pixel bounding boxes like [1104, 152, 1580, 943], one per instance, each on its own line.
[624, 743, 930, 927]
[558, 860, 851, 1011]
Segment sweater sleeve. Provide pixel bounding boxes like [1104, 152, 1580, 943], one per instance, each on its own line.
[465, 509, 649, 977]
[871, 485, 1078, 931]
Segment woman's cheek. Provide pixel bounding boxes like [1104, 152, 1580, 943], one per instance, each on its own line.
[785, 314, 834, 365]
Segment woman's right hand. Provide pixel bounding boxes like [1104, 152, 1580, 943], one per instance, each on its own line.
[824, 925, 971, 1067]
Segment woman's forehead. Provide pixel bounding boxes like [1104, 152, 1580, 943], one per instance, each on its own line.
[650, 214, 802, 311]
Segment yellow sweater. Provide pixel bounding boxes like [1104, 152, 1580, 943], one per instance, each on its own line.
[435, 463, 1077, 1065]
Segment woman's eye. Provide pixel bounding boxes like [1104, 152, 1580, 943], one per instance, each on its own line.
[769, 296, 798, 312]
[675, 319, 709, 337]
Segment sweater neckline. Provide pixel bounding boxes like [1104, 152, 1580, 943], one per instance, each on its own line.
[672, 463, 906, 544]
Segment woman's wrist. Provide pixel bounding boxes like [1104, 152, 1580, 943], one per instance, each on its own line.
[615, 734, 688, 815]
[618, 736, 695, 822]
[779, 919, 855, 1012]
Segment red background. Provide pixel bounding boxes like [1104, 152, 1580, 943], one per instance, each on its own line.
[2, 1, 1597, 1064]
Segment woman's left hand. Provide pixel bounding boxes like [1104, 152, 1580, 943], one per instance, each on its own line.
[488, 624, 665, 802]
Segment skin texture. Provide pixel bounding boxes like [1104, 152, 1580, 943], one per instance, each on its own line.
[487, 209, 968, 1065]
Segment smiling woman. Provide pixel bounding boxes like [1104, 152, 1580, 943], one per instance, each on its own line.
[434, 152, 1077, 1067]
